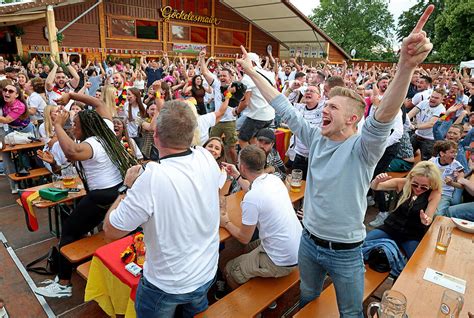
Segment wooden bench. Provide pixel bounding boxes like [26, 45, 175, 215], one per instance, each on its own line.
[8, 167, 51, 182]
[77, 260, 91, 280]
[293, 266, 389, 318]
[60, 231, 113, 263]
[196, 269, 300, 318]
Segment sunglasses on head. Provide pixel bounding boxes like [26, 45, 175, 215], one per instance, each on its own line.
[3, 88, 16, 94]
[411, 182, 430, 192]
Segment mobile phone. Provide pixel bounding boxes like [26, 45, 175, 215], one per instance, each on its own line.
[68, 188, 80, 192]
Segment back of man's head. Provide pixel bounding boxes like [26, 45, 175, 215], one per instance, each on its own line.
[239, 145, 266, 174]
[325, 76, 344, 89]
[156, 100, 197, 149]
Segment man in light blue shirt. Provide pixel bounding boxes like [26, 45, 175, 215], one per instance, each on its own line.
[235, 5, 435, 317]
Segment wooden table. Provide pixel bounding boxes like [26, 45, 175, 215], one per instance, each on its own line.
[17, 178, 86, 237]
[392, 216, 474, 316]
[219, 181, 306, 242]
[2, 141, 45, 152]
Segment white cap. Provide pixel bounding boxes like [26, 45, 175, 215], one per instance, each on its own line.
[247, 53, 262, 69]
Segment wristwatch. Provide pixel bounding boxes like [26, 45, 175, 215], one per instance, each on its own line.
[118, 184, 129, 195]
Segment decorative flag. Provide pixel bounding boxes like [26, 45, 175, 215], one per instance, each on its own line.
[19, 191, 40, 232]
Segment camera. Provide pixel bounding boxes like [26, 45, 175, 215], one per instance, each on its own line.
[220, 81, 247, 108]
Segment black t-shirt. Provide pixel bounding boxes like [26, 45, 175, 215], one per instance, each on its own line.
[145, 67, 163, 87]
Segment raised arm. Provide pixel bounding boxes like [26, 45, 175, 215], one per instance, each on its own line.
[198, 50, 215, 86]
[375, 5, 434, 123]
[62, 52, 80, 89]
[55, 91, 112, 121]
[45, 56, 58, 91]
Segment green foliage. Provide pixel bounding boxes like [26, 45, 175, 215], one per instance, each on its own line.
[432, 0, 474, 63]
[396, 0, 443, 42]
[309, 0, 395, 60]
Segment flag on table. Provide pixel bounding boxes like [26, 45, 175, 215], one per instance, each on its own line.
[19, 191, 40, 232]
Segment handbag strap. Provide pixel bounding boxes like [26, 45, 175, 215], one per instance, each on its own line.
[25, 251, 54, 275]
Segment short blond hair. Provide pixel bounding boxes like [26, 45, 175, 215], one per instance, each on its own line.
[329, 86, 366, 122]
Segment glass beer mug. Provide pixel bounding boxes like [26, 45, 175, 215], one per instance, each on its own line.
[367, 290, 407, 318]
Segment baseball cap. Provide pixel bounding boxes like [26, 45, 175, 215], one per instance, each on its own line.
[247, 52, 262, 69]
[256, 128, 275, 143]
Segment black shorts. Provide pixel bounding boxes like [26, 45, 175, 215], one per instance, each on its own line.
[238, 117, 273, 142]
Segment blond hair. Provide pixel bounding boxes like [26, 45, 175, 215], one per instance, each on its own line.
[329, 86, 366, 124]
[184, 99, 202, 146]
[102, 85, 117, 117]
[396, 161, 442, 210]
[43, 105, 58, 138]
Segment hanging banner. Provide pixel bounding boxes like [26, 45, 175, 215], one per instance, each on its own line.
[172, 43, 207, 54]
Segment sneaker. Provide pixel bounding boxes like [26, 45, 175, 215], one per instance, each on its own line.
[38, 276, 59, 285]
[268, 301, 277, 310]
[369, 212, 389, 227]
[11, 184, 18, 195]
[214, 280, 227, 300]
[35, 281, 72, 298]
[367, 195, 375, 206]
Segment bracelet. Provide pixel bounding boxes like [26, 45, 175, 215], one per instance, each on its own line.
[224, 90, 233, 99]
[235, 174, 241, 181]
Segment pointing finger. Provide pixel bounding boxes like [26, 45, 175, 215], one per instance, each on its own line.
[412, 4, 434, 34]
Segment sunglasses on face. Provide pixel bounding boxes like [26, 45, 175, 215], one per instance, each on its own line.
[3, 88, 16, 94]
[411, 182, 430, 192]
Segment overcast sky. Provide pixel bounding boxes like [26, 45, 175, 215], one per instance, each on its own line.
[290, 0, 418, 23]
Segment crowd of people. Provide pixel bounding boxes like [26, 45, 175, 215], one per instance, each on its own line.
[1, 4, 473, 317]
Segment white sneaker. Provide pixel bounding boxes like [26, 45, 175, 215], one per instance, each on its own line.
[35, 281, 72, 298]
[38, 276, 59, 285]
[369, 212, 389, 227]
[367, 196, 375, 206]
[11, 184, 18, 195]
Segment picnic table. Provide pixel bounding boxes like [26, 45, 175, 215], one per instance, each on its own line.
[392, 216, 474, 316]
[16, 177, 86, 237]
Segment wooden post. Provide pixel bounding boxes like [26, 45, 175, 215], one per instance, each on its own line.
[210, 0, 215, 57]
[98, 0, 106, 59]
[46, 5, 59, 60]
[248, 23, 252, 52]
[15, 36, 23, 57]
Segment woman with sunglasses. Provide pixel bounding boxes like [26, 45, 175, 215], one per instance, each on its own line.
[1, 83, 35, 193]
[366, 161, 442, 258]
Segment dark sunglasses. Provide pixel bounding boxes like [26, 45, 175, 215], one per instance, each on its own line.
[3, 88, 16, 94]
[411, 182, 430, 192]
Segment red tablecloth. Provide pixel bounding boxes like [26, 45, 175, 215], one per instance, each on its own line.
[94, 235, 140, 301]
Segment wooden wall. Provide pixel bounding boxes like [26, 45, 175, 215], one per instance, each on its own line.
[328, 45, 346, 63]
[251, 26, 279, 57]
[20, 1, 100, 49]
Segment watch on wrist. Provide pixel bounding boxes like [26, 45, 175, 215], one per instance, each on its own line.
[118, 184, 129, 195]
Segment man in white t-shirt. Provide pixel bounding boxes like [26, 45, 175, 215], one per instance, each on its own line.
[104, 101, 221, 317]
[233, 53, 276, 148]
[405, 75, 432, 109]
[220, 145, 301, 289]
[45, 53, 79, 106]
[408, 88, 446, 160]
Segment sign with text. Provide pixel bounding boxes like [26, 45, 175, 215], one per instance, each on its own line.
[160, 6, 220, 25]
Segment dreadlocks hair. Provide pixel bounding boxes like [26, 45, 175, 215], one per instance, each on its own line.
[77, 110, 138, 176]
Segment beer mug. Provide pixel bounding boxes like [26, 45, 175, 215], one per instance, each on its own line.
[290, 169, 303, 193]
[438, 289, 463, 318]
[62, 165, 77, 188]
[367, 290, 407, 318]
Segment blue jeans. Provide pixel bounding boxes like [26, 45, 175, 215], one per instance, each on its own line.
[299, 229, 364, 317]
[135, 275, 215, 318]
[365, 229, 419, 258]
[447, 202, 474, 221]
[437, 194, 454, 216]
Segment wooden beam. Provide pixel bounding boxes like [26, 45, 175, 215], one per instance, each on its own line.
[248, 23, 252, 51]
[46, 5, 59, 60]
[0, 11, 45, 23]
[210, 0, 215, 57]
[98, 0, 106, 59]
[15, 36, 23, 57]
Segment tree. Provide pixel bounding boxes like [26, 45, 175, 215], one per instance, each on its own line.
[309, 0, 395, 60]
[396, 0, 443, 43]
[432, 0, 474, 63]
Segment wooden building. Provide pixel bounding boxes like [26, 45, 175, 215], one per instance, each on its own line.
[0, 0, 349, 63]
